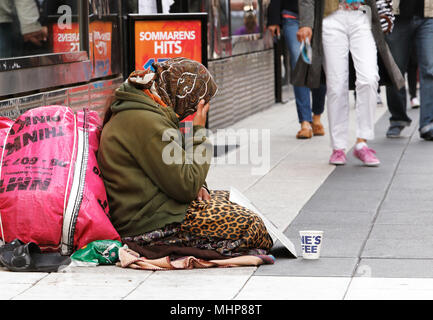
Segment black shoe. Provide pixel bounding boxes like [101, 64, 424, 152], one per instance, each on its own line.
[420, 129, 433, 141]
[386, 125, 405, 138]
[0, 239, 24, 267]
[0, 242, 71, 272]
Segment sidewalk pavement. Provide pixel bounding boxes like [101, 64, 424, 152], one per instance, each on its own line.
[1, 87, 432, 300]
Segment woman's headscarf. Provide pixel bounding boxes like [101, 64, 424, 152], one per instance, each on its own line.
[128, 57, 218, 120]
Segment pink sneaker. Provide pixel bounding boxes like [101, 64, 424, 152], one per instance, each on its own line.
[353, 146, 380, 166]
[329, 149, 346, 165]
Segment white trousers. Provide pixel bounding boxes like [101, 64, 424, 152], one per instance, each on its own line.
[322, 9, 379, 150]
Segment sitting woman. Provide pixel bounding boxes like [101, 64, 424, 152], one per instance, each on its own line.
[97, 58, 273, 259]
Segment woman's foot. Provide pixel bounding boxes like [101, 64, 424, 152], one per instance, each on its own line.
[312, 123, 325, 136]
[353, 142, 380, 166]
[312, 115, 325, 136]
[411, 97, 420, 109]
[296, 122, 313, 139]
[329, 149, 346, 165]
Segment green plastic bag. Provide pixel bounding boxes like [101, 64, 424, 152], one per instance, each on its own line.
[70, 240, 122, 265]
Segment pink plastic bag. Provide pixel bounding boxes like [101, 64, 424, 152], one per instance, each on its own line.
[0, 106, 120, 254]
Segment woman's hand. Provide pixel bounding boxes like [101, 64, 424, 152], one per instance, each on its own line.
[196, 187, 211, 201]
[268, 25, 280, 37]
[297, 27, 313, 43]
[193, 99, 210, 127]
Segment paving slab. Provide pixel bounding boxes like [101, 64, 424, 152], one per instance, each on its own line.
[375, 210, 433, 225]
[0, 271, 48, 300]
[394, 160, 433, 174]
[236, 276, 351, 300]
[389, 173, 433, 191]
[285, 223, 372, 240]
[313, 174, 391, 192]
[255, 257, 358, 277]
[355, 259, 433, 278]
[361, 239, 433, 259]
[263, 162, 333, 181]
[380, 196, 433, 212]
[345, 277, 433, 300]
[301, 188, 383, 213]
[282, 224, 369, 259]
[125, 268, 256, 300]
[12, 266, 152, 300]
[291, 210, 377, 226]
[369, 224, 433, 240]
[385, 187, 433, 202]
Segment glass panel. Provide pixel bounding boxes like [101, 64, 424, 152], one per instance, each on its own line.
[0, 0, 82, 59]
[230, 0, 260, 36]
[168, 0, 209, 14]
[215, 0, 230, 38]
[122, 0, 138, 14]
[187, 0, 206, 12]
[168, 0, 183, 12]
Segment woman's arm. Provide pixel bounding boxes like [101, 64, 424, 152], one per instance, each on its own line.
[297, 0, 315, 42]
[129, 110, 212, 204]
[299, 0, 316, 29]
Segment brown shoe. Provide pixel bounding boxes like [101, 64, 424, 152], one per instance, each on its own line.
[312, 122, 325, 136]
[296, 127, 313, 139]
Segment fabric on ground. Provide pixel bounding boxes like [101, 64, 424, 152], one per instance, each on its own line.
[117, 247, 275, 271]
[122, 241, 229, 260]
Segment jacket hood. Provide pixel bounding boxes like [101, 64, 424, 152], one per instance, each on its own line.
[111, 81, 179, 125]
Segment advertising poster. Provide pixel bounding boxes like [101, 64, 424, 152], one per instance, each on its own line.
[130, 14, 207, 126]
[89, 20, 113, 77]
[51, 20, 113, 78]
[133, 19, 203, 71]
[51, 22, 80, 53]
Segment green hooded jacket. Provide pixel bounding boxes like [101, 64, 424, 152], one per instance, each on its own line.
[97, 82, 212, 238]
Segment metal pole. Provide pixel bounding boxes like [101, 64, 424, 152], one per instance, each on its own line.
[274, 36, 282, 103]
[78, 0, 90, 54]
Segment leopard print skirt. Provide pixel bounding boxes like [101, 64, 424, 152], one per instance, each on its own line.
[123, 191, 273, 256]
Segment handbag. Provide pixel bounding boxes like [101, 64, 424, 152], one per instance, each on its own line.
[376, 0, 395, 34]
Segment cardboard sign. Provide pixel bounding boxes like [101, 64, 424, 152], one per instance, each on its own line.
[134, 19, 203, 71]
[229, 187, 298, 258]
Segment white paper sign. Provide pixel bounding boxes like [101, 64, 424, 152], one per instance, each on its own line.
[162, 0, 175, 13]
[229, 187, 297, 258]
[138, 0, 174, 14]
[139, 0, 157, 14]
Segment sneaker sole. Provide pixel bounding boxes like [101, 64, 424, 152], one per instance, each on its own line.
[421, 136, 433, 141]
[363, 162, 380, 167]
[329, 161, 346, 165]
[354, 157, 380, 167]
[386, 134, 401, 138]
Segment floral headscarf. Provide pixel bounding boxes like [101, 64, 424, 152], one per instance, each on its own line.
[128, 57, 218, 120]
